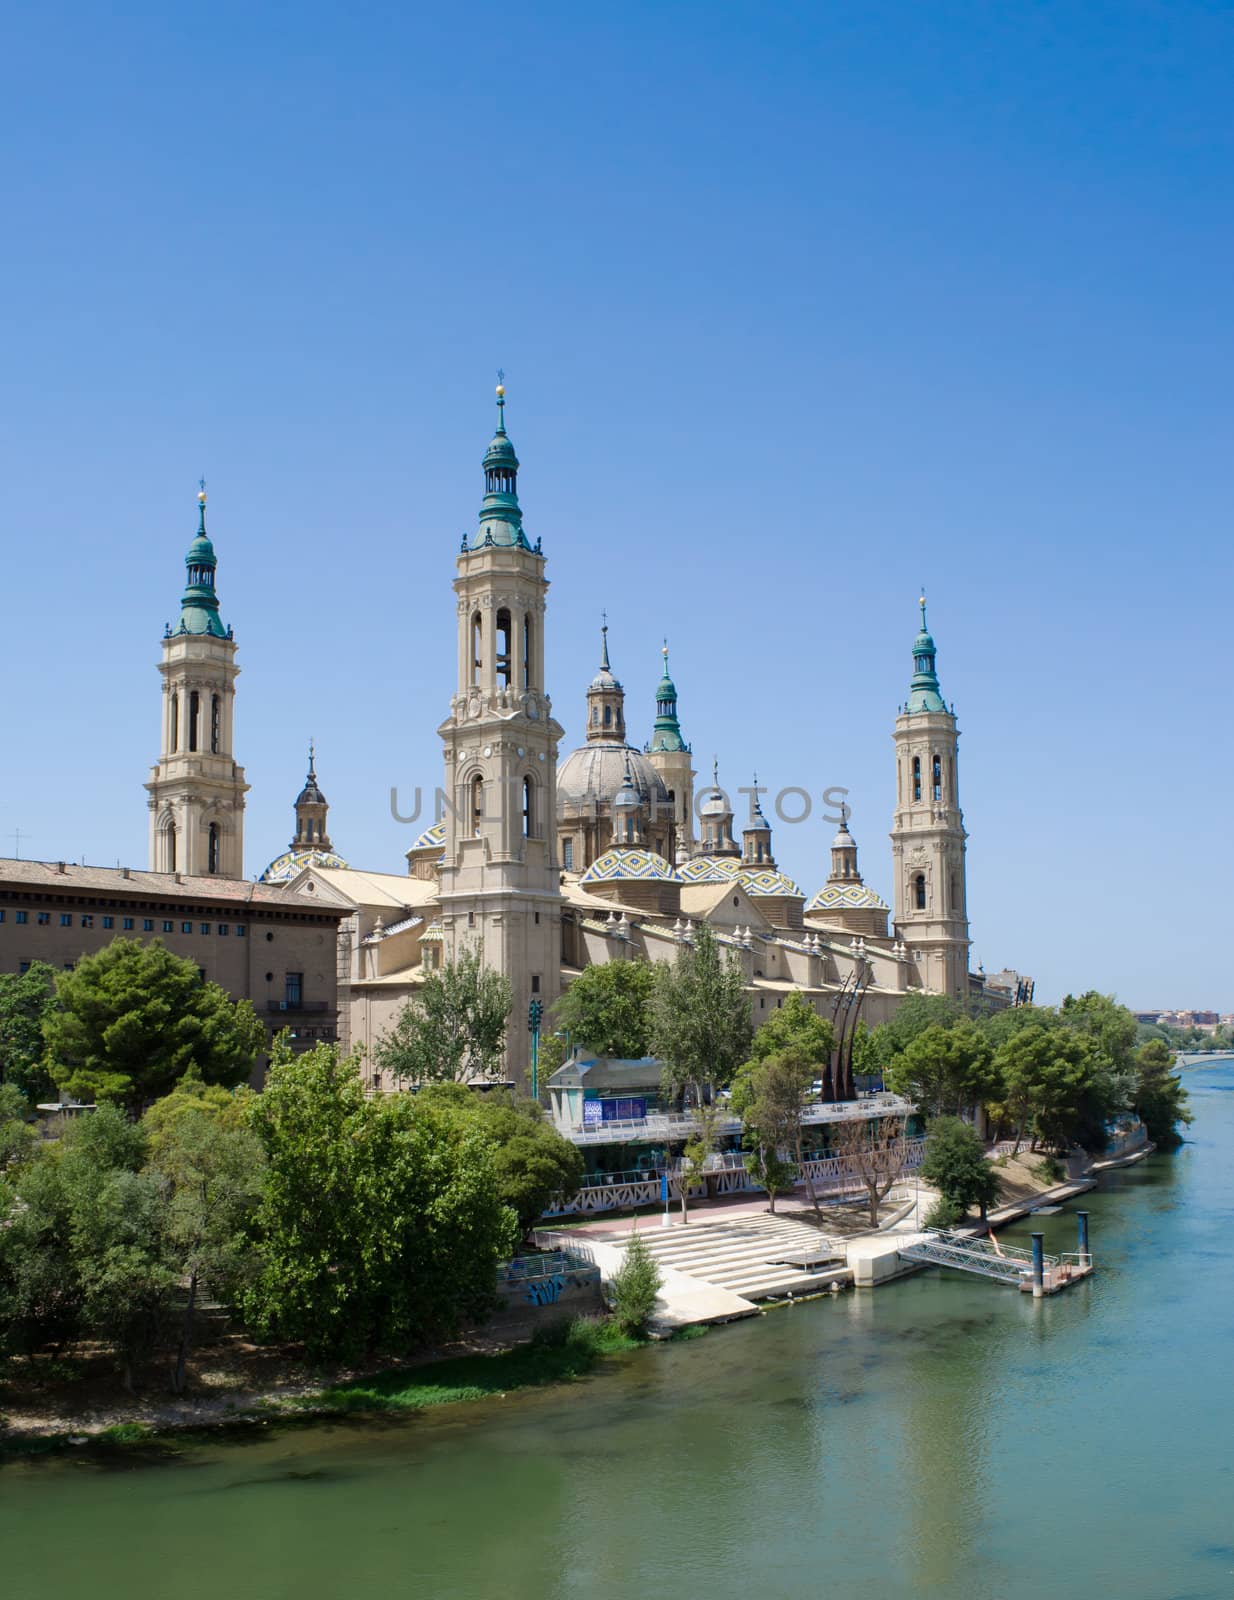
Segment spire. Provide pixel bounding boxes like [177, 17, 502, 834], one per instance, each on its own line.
[586, 615, 625, 742]
[647, 638, 689, 754]
[175, 483, 229, 639]
[600, 614, 611, 672]
[742, 770, 774, 867]
[904, 590, 947, 714]
[470, 375, 532, 551]
[292, 741, 332, 850]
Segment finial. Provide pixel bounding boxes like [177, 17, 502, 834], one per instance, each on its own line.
[919, 589, 928, 629]
[495, 369, 506, 431]
[197, 478, 207, 532]
[712, 755, 719, 788]
[308, 738, 316, 777]
[600, 611, 610, 671]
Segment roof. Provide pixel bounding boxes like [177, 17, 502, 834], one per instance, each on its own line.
[558, 743, 670, 809]
[806, 883, 890, 913]
[261, 847, 348, 884]
[740, 868, 804, 898]
[409, 820, 446, 852]
[288, 865, 439, 911]
[548, 1054, 665, 1091]
[679, 856, 741, 883]
[0, 857, 343, 915]
[580, 848, 679, 885]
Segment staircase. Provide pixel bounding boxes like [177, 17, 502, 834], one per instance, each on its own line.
[609, 1212, 847, 1303]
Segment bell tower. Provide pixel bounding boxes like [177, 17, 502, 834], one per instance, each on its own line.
[645, 641, 695, 860]
[437, 384, 564, 1086]
[889, 597, 970, 997]
[145, 486, 248, 877]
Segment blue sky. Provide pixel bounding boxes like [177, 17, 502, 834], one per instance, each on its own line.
[3, 2, 1231, 1007]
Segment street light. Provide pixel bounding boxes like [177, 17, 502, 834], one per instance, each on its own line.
[527, 998, 543, 1102]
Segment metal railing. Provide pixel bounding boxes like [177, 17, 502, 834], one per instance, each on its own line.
[564, 1093, 914, 1146]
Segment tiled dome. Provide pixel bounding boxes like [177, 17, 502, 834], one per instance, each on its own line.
[410, 820, 446, 851]
[261, 847, 348, 884]
[807, 883, 890, 913]
[740, 868, 804, 898]
[678, 856, 742, 883]
[581, 848, 680, 884]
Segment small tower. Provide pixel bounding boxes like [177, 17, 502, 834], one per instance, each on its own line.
[292, 742, 332, 850]
[145, 486, 248, 877]
[611, 755, 644, 847]
[741, 776, 776, 868]
[829, 804, 860, 882]
[437, 383, 564, 1086]
[889, 596, 970, 996]
[645, 641, 695, 859]
[585, 619, 626, 743]
[698, 759, 741, 858]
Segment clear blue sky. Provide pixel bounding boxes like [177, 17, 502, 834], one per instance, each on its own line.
[3, 2, 1231, 1008]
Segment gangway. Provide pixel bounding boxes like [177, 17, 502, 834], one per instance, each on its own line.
[899, 1215, 1093, 1296]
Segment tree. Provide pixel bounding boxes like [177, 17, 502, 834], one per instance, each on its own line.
[43, 939, 265, 1108]
[413, 1083, 583, 1235]
[994, 1025, 1113, 1154]
[831, 1115, 909, 1228]
[650, 926, 753, 1107]
[0, 961, 59, 1102]
[673, 1102, 726, 1224]
[888, 1021, 998, 1119]
[747, 992, 834, 1071]
[0, 1083, 35, 1171]
[244, 1041, 517, 1361]
[374, 946, 512, 1085]
[1132, 1039, 1192, 1148]
[880, 993, 966, 1055]
[553, 961, 655, 1059]
[732, 1050, 811, 1214]
[609, 1232, 661, 1335]
[144, 1087, 266, 1392]
[920, 1117, 1001, 1222]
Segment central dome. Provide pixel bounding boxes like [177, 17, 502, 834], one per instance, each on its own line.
[557, 742, 670, 810]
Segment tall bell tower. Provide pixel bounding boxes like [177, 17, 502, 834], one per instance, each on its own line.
[889, 597, 970, 997]
[437, 384, 564, 1086]
[645, 642, 695, 860]
[145, 487, 248, 877]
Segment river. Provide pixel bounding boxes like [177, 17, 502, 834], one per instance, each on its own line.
[3, 1063, 1232, 1600]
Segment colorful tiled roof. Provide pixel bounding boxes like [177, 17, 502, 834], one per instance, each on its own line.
[410, 820, 446, 851]
[740, 868, 804, 898]
[678, 856, 742, 883]
[260, 847, 349, 884]
[580, 848, 679, 884]
[806, 883, 890, 912]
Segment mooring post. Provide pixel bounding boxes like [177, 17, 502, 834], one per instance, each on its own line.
[1077, 1210, 1090, 1270]
[1031, 1232, 1045, 1298]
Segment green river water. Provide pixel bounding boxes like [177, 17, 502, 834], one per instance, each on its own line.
[3, 1063, 1233, 1600]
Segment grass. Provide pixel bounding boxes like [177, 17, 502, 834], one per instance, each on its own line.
[289, 1317, 642, 1416]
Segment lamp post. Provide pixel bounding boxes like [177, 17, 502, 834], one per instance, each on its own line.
[528, 998, 543, 1102]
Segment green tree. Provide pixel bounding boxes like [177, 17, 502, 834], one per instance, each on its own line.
[0, 961, 59, 1101]
[552, 960, 655, 1059]
[0, 1082, 35, 1170]
[144, 1089, 266, 1392]
[650, 926, 753, 1106]
[888, 1021, 998, 1118]
[732, 1049, 811, 1214]
[995, 1025, 1112, 1153]
[920, 1116, 1001, 1222]
[43, 938, 265, 1108]
[1132, 1039, 1192, 1148]
[413, 1083, 583, 1235]
[141, 1072, 257, 1162]
[245, 1041, 517, 1361]
[609, 1232, 662, 1335]
[747, 991, 835, 1071]
[881, 992, 966, 1054]
[374, 946, 512, 1085]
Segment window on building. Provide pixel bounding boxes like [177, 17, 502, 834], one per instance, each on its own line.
[468, 911, 476, 928]
[471, 612, 483, 685]
[471, 774, 484, 836]
[523, 614, 532, 688]
[189, 689, 200, 752]
[37, 912, 50, 925]
[211, 694, 221, 754]
[0, 911, 5, 923]
[143, 919, 154, 932]
[208, 822, 220, 874]
[218, 923, 229, 936]
[15, 910, 27, 925]
[200, 923, 210, 935]
[285, 972, 303, 1008]
[496, 608, 512, 687]
[603, 705, 612, 727]
[531, 975, 540, 993]
[912, 756, 922, 802]
[163, 921, 174, 933]
[236, 925, 246, 939]
[932, 754, 942, 802]
[522, 776, 534, 838]
[122, 917, 133, 930]
[170, 692, 179, 752]
[914, 873, 927, 911]
[19, 961, 30, 975]
[102, 916, 113, 929]
[60, 914, 71, 927]
[562, 838, 574, 871]
[181, 921, 192, 934]
[81, 915, 93, 929]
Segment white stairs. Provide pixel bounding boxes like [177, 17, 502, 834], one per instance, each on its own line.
[610, 1211, 847, 1302]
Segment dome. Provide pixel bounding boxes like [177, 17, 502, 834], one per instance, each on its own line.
[741, 868, 804, 898]
[832, 821, 855, 850]
[557, 743, 670, 809]
[589, 666, 621, 692]
[296, 775, 326, 807]
[411, 820, 446, 852]
[614, 770, 640, 809]
[699, 790, 729, 818]
[679, 856, 742, 883]
[261, 847, 349, 885]
[581, 848, 679, 885]
[806, 883, 890, 913]
[185, 534, 216, 567]
[483, 429, 518, 468]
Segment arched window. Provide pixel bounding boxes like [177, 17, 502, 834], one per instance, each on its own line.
[211, 694, 221, 754]
[914, 872, 927, 911]
[522, 614, 532, 689]
[603, 705, 611, 727]
[208, 822, 220, 874]
[470, 774, 484, 836]
[591, 707, 598, 725]
[169, 692, 179, 752]
[189, 690, 200, 752]
[160, 818, 177, 873]
[471, 613, 483, 686]
[496, 608, 512, 688]
[522, 776, 534, 838]
[562, 838, 574, 871]
[912, 756, 921, 802]
[932, 754, 942, 802]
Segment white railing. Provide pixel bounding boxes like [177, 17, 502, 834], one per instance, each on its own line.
[563, 1093, 915, 1146]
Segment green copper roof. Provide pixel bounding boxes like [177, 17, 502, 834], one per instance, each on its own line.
[173, 491, 230, 639]
[466, 383, 537, 553]
[647, 641, 689, 753]
[904, 595, 947, 714]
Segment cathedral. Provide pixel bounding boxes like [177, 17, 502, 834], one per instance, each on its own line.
[141, 388, 984, 1087]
